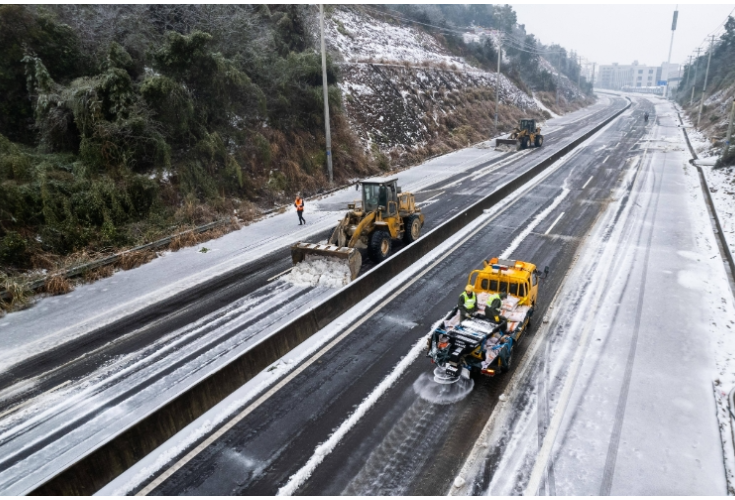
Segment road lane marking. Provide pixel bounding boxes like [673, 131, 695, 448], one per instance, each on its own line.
[544, 212, 565, 235]
[500, 186, 570, 259]
[277, 337, 427, 495]
[267, 268, 294, 282]
[582, 175, 594, 189]
[602, 155, 610, 164]
[419, 190, 445, 205]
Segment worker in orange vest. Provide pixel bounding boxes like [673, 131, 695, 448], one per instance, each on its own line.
[295, 194, 306, 225]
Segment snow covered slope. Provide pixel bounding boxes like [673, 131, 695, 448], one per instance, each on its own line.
[325, 7, 546, 166]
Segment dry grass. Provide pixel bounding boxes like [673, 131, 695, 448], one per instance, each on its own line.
[0, 273, 33, 313]
[41, 274, 73, 296]
[167, 218, 238, 252]
[168, 229, 202, 252]
[85, 264, 115, 281]
[119, 251, 155, 271]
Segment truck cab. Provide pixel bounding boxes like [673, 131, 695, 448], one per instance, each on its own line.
[466, 257, 539, 309]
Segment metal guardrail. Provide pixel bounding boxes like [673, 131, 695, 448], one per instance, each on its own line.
[30, 101, 632, 495]
[679, 112, 735, 487]
[0, 219, 233, 301]
[677, 110, 735, 289]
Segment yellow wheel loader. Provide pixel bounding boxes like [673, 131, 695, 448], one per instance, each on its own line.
[290, 178, 424, 280]
[496, 119, 544, 150]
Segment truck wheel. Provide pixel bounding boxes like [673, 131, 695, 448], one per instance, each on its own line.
[535, 135, 544, 147]
[403, 214, 422, 244]
[501, 346, 514, 373]
[368, 231, 392, 262]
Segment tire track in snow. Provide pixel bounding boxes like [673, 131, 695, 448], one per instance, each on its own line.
[599, 130, 666, 495]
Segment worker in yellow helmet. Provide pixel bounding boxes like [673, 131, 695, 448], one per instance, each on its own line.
[458, 284, 478, 320]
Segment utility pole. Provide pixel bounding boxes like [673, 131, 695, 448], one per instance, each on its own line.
[319, 4, 333, 185]
[697, 35, 715, 129]
[723, 98, 735, 163]
[663, 6, 678, 98]
[555, 51, 560, 108]
[682, 55, 693, 94]
[576, 55, 582, 98]
[690, 48, 701, 106]
[591, 62, 596, 89]
[495, 38, 501, 131]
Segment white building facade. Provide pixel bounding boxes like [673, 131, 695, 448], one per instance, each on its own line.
[597, 61, 663, 90]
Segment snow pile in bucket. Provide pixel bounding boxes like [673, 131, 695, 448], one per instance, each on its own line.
[283, 256, 352, 288]
[494, 144, 516, 153]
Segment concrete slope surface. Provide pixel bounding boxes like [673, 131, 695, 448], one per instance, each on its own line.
[97, 98, 682, 496]
[0, 98, 625, 495]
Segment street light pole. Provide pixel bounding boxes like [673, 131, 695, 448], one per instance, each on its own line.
[697, 35, 715, 129]
[495, 38, 501, 131]
[319, 4, 333, 185]
[663, 7, 678, 99]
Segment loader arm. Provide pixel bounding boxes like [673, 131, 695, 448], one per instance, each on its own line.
[329, 213, 352, 247]
[348, 211, 376, 248]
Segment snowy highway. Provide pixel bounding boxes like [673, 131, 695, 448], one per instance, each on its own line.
[96, 97, 692, 495]
[0, 97, 630, 495]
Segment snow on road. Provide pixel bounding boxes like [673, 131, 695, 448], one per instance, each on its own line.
[95, 115, 597, 496]
[0, 143, 502, 372]
[0, 280, 337, 495]
[0, 96, 613, 375]
[0, 97, 616, 495]
[458, 97, 734, 495]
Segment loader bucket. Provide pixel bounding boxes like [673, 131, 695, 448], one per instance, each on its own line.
[290, 242, 363, 280]
[495, 138, 518, 146]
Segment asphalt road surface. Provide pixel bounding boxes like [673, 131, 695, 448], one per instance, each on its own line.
[0, 97, 631, 495]
[131, 98, 651, 495]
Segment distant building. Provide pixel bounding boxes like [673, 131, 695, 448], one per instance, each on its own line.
[597, 61, 662, 90]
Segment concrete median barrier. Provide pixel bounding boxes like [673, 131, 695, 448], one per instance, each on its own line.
[31, 100, 631, 495]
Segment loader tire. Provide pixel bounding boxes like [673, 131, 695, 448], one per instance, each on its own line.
[368, 231, 392, 262]
[519, 136, 529, 150]
[403, 214, 422, 244]
[535, 135, 544, 147]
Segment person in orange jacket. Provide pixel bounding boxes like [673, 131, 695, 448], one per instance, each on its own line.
[295, 194, 306, 225]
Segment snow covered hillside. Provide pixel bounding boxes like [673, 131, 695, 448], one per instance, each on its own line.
[325, 7, 549, 167]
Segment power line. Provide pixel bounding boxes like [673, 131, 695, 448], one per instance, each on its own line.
[359, 5, 574, 58]
[705, 5, 735, 37]
[686, 5, 735, 62]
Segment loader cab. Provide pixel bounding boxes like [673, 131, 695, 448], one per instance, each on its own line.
[362, 179, 399, 216]
[520, 119, 536, 134]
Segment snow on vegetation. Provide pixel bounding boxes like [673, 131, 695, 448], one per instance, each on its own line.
[327, 7, 469, 69]
[325, 6, 544, 162]
[283, 256, 352, 288]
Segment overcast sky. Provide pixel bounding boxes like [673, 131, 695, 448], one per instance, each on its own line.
[512, 4, 735, 67]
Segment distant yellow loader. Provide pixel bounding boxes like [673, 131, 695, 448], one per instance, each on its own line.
[496, 119, 544, 150]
